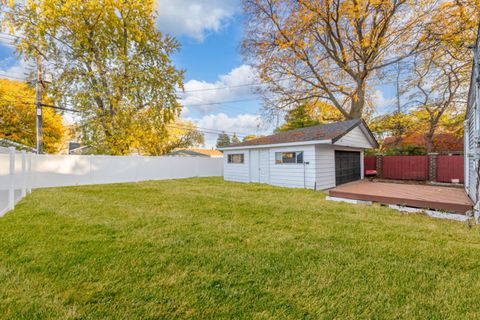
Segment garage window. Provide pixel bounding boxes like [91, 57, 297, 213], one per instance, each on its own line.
[275, 151, 304, 164]
[228, 154, 244, 164]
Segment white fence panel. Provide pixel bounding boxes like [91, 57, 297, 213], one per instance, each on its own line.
[1, 149, 223, 216]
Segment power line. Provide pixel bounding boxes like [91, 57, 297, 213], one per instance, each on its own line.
[0, 73, 28, 81]
[0, 98, 80, 113]
[182, 98, 260, 107]
[0, 32, 21, 39]
[166, 123, 252, 137]
[40, 103, 80, 113]
[177, 81, 265, 93]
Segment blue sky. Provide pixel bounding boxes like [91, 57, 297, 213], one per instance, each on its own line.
[0, 0, 396, 147]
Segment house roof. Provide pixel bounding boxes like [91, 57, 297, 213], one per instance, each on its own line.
[221, 119, 378, 149]
[166, 148, 223, 157]
[0, 138, 36, 152]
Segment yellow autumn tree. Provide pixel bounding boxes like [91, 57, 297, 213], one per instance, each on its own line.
[0, 79, 65, 153]
[6, 0, 190, 155]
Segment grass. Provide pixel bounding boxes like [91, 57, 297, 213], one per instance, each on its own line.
[1, 177, 480, 319]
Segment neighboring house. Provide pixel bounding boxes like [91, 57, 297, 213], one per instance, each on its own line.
[465, 23, 480, 218]
[165, 148, 223, 158]
[219, 119, 378, 190]
[0, 138, 36, 152]
[68, 142, 92, 155]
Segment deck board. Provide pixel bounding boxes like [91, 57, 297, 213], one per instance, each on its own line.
[329, 181, 473, 214]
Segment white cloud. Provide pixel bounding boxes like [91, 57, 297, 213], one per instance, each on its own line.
[197, 112, 262, 134]
[156, 0, 239, 41]
[0, 37, 15, 48]
[180, 64, 259, 113]
[0, 58, 32, 81]
[190, 112, 268, 148]
[373, 89, 395, 110]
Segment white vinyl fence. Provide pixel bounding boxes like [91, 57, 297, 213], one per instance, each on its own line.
[0, 147, 223, 216]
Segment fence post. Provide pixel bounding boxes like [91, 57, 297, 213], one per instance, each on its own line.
[375, 154, 383, 177]
[21, 150, 27, 197]
[428, 153, 438, 182]
[8, 147, 15, 211]
[27, 153, 32, 193]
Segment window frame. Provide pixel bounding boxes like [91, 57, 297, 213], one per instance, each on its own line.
[275, 151, 304, 164]
[227, 153, 244, 164]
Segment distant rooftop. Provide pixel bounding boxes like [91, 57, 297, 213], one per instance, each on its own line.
[166, 148, 223, 157]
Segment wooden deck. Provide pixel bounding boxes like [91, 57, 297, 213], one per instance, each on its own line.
[329, 180, 473, 214]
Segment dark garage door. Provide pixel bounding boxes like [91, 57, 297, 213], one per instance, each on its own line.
[335, 151, 361, 186]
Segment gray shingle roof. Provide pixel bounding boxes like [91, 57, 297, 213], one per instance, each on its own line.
[226, 119, 376, 148]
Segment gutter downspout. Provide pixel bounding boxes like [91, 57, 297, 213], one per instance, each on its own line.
[465, 120, 469, 194]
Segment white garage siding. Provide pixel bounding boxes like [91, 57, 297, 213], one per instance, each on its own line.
[315, 145, 335, 190]
[268, 145, 316, 189]
[314, 145, 365, 190]
[220, 120, 377, 190]
[334, 126, 372, 149]
[223, 150, 250, 183]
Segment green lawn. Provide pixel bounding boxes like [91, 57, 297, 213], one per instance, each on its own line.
[1, 177, 480, 319]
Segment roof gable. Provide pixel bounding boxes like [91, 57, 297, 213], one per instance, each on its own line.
[333, 125, 376, 148]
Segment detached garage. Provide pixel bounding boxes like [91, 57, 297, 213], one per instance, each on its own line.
[219, 119, 378, 190]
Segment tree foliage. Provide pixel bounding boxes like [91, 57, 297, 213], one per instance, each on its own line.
[398, 0, 478, 153]
[370, 109, 464, 153]
[276, 101, 343, 132]
[242, 0, 434, 119]
[243, 135, 258, 142]
[216, 132, 231, 148]
[0, 79, 65, 153]
[6, 0, 193, 155]
[231, 133, 241, 144]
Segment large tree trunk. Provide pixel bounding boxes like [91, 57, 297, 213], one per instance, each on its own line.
[425, 124, 436, 153]
[348, 79, 366, 119]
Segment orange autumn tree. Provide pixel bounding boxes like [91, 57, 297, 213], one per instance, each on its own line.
[0, 79, 65, 153]
[242, 0, 435, 119]
[371, 109, 464, 153]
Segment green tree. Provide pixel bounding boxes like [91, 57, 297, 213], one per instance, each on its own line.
[276, 101, 343, 132]
[276, 104, 320, 132]
[216, 132, 231, 148]
[7, 0, 185, 155]
[231, 133, 241, 144]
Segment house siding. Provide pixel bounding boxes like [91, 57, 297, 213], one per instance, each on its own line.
[221, 122, 375, 190]
[315, 145, 336, 190]
[314, 145, 365, 190]
[268, 145, 316, 189]
[334, 126, 372, 149]
[465, 24, 480, 205]
[223, 150, 250, 183]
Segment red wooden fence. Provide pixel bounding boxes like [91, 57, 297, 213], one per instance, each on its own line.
[381, 156, 429, 180]
[436, 155, 464, 183]
[363, 155, 464, 183]
[364, 156, 376, 171]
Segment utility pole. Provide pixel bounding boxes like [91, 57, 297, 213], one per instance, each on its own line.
[35, 50, 43, 154]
